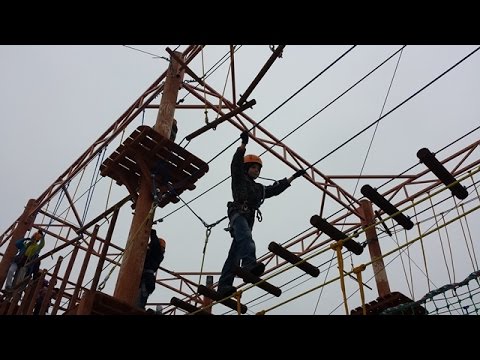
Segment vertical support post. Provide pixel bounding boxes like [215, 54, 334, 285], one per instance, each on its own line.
[114, 51, 185, 306]
[69, 225, 99, 310]
[359, 199, 391, 297]
[91, 206, 119, 292]
[154, 51, 186, 138]
[51, 243, 79, 315]
[204, 275, 213, 314]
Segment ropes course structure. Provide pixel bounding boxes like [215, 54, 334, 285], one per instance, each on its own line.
[0, 45, 479, 315]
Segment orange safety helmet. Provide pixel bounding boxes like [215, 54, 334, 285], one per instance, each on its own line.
[32, 231, 43, 241]
[243, 154, 262, 168]
[159, 238, 166, 249]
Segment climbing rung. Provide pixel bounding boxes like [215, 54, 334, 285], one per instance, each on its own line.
[234, 266, 282, 297]
[170, 297, 211, 315]
[310, 215, 363, 255]
[361, 185, 414, 230]
[197, 285, 247, 314]
[417, 147, 468, 200]
[268, 242, 319, 277]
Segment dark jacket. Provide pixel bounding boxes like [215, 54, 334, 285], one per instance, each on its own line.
[144, 232, 164, 272]
[141, 231, 165, 293]
[228, 147, 290, 228]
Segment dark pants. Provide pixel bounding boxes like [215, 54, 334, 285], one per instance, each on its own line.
[137, 271, 156, 309]
[218, 214, 256, 289]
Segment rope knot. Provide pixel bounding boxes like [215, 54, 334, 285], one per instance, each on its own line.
[353, 264, 367, 274]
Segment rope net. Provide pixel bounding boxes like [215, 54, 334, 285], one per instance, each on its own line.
[381, 270, 480, 315]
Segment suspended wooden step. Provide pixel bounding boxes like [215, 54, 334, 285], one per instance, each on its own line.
[170, 296, 211, 315]
[417, 147, 468, 200]
[268, 242, 319, 277]
[350, 291, 427, 315]
[361, 185, 414, 230]
[310, 215, 364, 255]
[234, 265, 282, 297]
[185, 99, 256, 141]
[100, 125, 209, 208]
[197, 285, 248, 314]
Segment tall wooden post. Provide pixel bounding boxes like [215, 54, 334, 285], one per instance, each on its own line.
[113, 51, 185, 306]
[0, 198, 38, 288]
[359, 199, 391, 297]
[153, 52, 185, 139]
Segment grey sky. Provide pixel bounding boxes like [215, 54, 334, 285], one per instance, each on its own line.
[1, 45, 479, 314]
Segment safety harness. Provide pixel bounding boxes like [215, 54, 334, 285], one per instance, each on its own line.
[225, 183, 266, 236]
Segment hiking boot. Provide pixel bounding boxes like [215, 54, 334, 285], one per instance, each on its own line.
[217, 285, 237, 298]
[244, 262, 265, 277]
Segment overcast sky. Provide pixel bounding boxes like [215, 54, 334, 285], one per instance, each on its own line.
[1, 45, 479, 315]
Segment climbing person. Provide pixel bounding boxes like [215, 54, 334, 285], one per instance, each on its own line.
[5, 230, 45, 290]
[170, 119, 178, 142]
[217, 130, 306, 297]
[33, 279, 59, 315]
[137, 228, 166, 309]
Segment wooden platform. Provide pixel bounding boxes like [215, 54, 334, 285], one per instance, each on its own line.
[0, 299, 19, 315]
[350, 291, 427, 315]
[100, 125, 209, 208]
[74, 290, 149, 315]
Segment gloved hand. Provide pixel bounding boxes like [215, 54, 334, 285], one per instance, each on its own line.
[240, 130, 249, 144]
[293, 169, 306, 179]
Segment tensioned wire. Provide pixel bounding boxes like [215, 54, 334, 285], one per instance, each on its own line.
[192, 166, 480, 314]
[36, 46, 479, 312]
[259, 177, 480, 315]
[153, 45, 358, 225]
[159, 46, 480, 313]
[327, 194, 480, 315]
[150, 45, 479, 311]
[234, 179, 480, 315]
[155, 45, 358, 224]
[32, 46, 480, 313]
[156, 46, 480, 227]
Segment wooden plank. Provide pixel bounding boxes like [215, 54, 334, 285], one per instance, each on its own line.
[268, 242, 319, 277]
[100, 125, 209, 209]
[235, 266, 282, 297]
[170, 297, 211, 315]
[197, 285, 247, 314]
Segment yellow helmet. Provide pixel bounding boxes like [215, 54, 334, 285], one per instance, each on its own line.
[159, 238, 166, 249]
[243, 154, 262, 168]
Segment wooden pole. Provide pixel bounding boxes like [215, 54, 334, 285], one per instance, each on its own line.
[154, 51, 186, 138]
[113, 51, 185, 306]
[359, 199, 391, 297]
